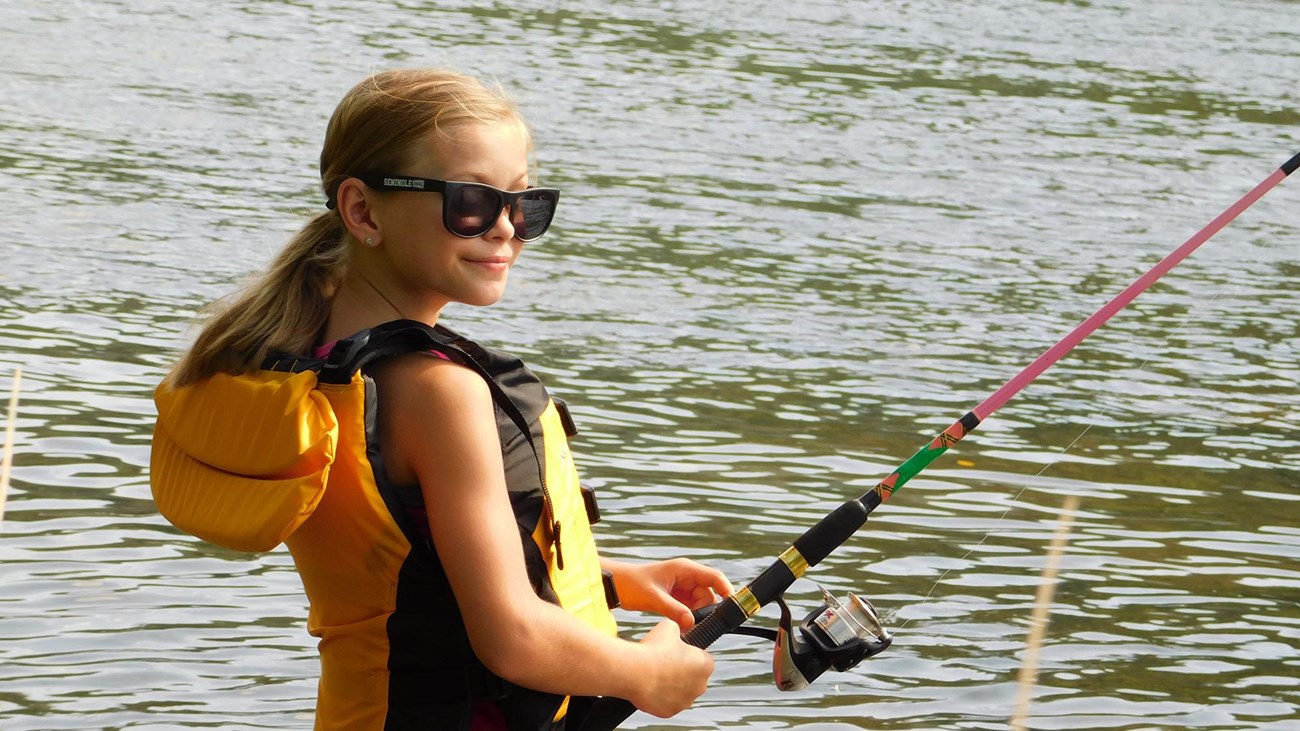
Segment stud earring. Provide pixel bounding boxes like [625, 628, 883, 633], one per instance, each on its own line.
[364, 236, 375, 247]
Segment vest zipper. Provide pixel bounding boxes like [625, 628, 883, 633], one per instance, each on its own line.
[537, 462, 564, 571]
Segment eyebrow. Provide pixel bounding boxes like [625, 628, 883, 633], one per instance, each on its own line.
[444, 172, 531, 188]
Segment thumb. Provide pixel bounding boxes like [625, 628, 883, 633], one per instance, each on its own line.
[644, 618, 685, 644]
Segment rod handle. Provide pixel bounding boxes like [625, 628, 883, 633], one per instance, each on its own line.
[792, 498, 872, 568]
[683, 594, 748, 648]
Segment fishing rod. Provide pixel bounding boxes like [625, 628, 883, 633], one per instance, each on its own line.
[579, 150, 1300, 731]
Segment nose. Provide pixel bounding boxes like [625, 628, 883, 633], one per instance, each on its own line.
[485, 203, 517, 241]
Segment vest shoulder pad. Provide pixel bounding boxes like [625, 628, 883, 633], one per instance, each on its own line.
[151, 369, 340, 552]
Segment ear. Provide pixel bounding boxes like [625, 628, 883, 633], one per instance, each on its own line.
[336, 177, 382, 245]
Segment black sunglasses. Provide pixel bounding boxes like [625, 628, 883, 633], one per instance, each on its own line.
[355, 174, 560, 242]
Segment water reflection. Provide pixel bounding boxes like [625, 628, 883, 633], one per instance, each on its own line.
[2, 0, 1299, 729]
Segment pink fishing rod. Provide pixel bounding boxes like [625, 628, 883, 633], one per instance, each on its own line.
[873, 149, 1300, 500]
[579, 150, 1300, 731]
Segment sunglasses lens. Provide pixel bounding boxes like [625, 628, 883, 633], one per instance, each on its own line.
[443, 184, 559, 241]
[512, 190, 558, 242]
[446, 185, 502, 237]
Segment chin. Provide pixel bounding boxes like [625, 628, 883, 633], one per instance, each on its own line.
[460, 290, 507, 307]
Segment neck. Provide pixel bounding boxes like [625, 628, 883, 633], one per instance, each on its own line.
[357, 269, 409, 321]
[320, 269, 445, 344]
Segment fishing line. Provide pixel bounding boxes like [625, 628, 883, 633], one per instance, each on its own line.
[887, 286, 1228, 632]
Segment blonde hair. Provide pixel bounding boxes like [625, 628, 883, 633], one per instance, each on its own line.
[166, 69, 526, 388]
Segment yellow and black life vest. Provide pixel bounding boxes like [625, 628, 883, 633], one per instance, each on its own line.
[151, 319, 619, 731]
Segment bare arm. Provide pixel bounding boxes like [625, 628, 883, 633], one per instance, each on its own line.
[377, 355, 712, 717]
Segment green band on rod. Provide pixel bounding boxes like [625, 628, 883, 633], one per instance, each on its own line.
[892, 443, 949, 492]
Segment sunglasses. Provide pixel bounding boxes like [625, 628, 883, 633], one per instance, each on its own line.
[355, 174, 560, 242]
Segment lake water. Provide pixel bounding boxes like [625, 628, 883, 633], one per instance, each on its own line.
[1, 1, 1298, 729]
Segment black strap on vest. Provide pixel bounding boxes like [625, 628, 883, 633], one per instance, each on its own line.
[314, 321, 533, 444]
[316, 319, 537, 452]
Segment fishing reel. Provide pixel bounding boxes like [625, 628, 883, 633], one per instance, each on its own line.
[701, 585, 892, 691]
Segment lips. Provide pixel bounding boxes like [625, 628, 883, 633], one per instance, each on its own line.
[466, 255, 511, 271]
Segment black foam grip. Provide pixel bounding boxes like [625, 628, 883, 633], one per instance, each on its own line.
[683, 595, 747, 648]
[791, 500, 870, 567]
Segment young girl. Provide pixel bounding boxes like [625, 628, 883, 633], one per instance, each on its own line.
[150, 68, 732, 730]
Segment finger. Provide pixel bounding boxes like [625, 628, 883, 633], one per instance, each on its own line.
[684, 585, 717, 610]
[683, 563, 733, 596]
[674, 606, 695, 631]
[696, 570, 733, 597]
[645, 618, 679, 643]
[713, 569, 735, 595]
[658, 591, 695, 631]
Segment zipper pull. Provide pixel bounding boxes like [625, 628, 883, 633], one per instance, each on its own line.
[553, 520, 564, 571]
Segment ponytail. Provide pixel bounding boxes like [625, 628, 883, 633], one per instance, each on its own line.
[165, 211, 348, 389]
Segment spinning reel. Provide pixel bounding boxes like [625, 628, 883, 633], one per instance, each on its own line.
[698, 585, 892, 691]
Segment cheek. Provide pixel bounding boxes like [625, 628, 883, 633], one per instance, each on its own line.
[397, 210, 455, 258]
[382, 211, 452, 266]
[385, 196, 437, 235]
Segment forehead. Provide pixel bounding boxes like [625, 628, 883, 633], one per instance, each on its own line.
[415, 121, 530, 177]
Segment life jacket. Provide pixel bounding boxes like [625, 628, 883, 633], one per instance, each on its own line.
[151, 319, 619, 731]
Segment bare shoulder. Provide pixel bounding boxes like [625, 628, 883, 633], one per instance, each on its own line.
[369, 352, 498, 487]
[372, 351, 492, 415]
